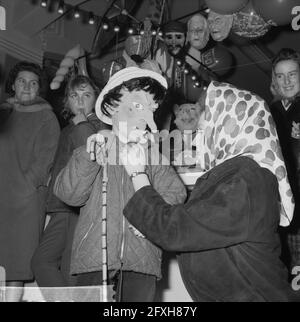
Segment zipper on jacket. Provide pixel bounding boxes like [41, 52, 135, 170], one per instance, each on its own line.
[77, 222, 94, 252]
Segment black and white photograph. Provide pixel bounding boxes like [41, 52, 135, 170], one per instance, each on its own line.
[0, 0, 300, 307]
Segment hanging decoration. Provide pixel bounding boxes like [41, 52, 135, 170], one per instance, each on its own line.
[204, 0, 249, 15]
[37, 0, 98, 35]
[187, 14, 210, 50]
[50, 44, 87, 90]
[124, 19, 153, 63]
[120, 17, 163, 73]
[37, 0, 142, 37]
[162, 20, 187, 58]
[185, 14, 209, 73]
[44, 1, 250, 101]
[146, 0, 169, 25]
[232, 0, 271, 38]
[252, 0, 299, 26]
[100, 60, 125, 85]
[207, 10, 233, 42]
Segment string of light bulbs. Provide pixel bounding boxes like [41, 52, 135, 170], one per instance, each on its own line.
[37, 0, 164, 37]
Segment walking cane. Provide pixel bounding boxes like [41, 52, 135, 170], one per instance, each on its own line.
[101, 138, 109, 302]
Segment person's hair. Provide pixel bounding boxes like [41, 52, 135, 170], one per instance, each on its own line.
[61, 75, 100, 121]
[100, 77, 166, 118]
[272, 48, 300, 70]
[5, 61, 45, 96]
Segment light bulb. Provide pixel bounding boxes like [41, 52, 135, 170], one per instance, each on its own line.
[114, 25, 120, 33]
[74, 8, 80, 18]
[57, 1, 64, 14]
[41, 0, 47, 7]
[88, 12, 95, 24]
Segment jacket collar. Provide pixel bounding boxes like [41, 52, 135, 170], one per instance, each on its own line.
[5, 96, 52, 113]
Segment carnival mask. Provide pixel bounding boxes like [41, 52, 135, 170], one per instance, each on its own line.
[187, 14, 210, 50]
[164, 32, 186, 57]
[207, 11, 233, 42]
[174, 102, 204, 132]
[112, 88, 158, 144]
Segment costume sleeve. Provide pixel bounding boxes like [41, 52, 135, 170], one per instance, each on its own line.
[47, 121, 99, 214]
[26, 110, 60, 188]
[46, 129, 73, 214]
[70, 121, 98, 149]
[124, 175, 250, 252]
[53, 145, 100, 207]
[149, 163, 187, 205]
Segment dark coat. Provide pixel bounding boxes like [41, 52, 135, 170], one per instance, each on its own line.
[0, 98, 60, 281]
[124, 156, 297, 301]
[46, 113, 109, 215]
[270, 98, 300, 228]
[270, 98, 300, 179]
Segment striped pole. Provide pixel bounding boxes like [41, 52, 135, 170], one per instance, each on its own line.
[101, 139, 108, 302]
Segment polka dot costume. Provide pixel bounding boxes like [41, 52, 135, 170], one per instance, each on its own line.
[201, 81, 294, 227]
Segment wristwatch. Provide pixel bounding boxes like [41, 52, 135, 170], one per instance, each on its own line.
[130, 171, 147, 179]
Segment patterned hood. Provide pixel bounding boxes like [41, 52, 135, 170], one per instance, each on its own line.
[200, 81, 294, 227]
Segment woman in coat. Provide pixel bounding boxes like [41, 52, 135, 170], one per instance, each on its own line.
[31, 75, 109, 296]
[119, 81, 298, 301]
[0, 61, 60, 301]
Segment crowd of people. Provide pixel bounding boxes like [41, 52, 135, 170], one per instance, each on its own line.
[1, 21, 300, 302]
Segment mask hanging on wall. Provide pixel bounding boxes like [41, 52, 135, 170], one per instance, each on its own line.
[163, 21, 187, 57]
[187, 14, 210, 50]
[207, 10, 233, 42]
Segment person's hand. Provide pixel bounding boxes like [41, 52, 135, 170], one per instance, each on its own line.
[120, 143, 146, 177]
[86, 133, 107, 165]
[72, 109, 87, 125]
[291, 121, 300, 139]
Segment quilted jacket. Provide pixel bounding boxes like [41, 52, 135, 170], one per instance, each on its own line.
[54, 134, 187, 278]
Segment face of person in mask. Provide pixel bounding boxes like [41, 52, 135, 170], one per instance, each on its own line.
[187, 15, 209, 50]
[273, 59, 300, 99]
[111, 88, 158, 144]
[207, 11, 233, 42]
[164, 32, 186, 57]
